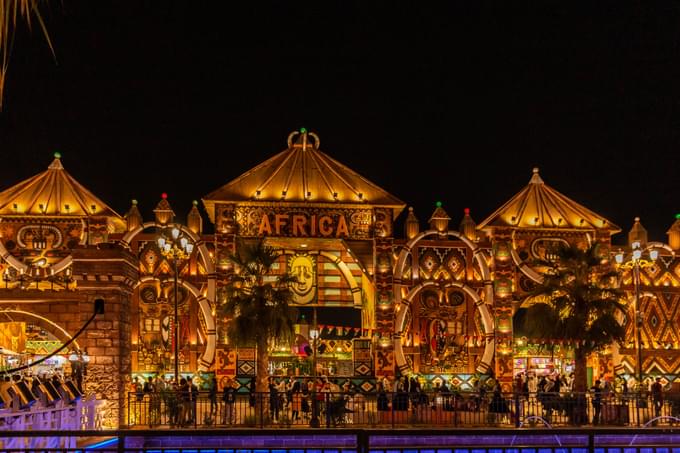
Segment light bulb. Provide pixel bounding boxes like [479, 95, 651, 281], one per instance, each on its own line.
[171, 228, 180, 239]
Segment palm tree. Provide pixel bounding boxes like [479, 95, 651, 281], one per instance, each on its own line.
[220, 239, 298, 393]
[1, 0, 54, 108]
[513, 243, 625, 393]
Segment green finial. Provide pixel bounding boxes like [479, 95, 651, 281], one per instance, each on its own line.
[54, 152, 61, 159]
[193, 200, 198, 206]
[676, 213, 680, 220]
[132, 199, 138, 205]
[436, 201, 442, 208]
[300, 127, 307, 134]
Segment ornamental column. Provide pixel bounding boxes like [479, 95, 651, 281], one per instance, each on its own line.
[71, 244, 138, 428]
[374, 207, 396, 378]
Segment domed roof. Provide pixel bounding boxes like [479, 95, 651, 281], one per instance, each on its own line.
[0, 153, 124, 229]
[477, 167, 620, 233]
[203, 129, 405, 221]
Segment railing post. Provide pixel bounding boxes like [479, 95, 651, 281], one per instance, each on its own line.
[326, 392, 331, 428]
[357, 429, 368, 453]
[260, 392, 264, 428]
[118, 431, 125, 453]
[514, 392, 520, 428]
[636, 390, 641, 427]
[453, 394, 458, 427]
[588, 431, 594, 453]
[391, 392, 395, 429]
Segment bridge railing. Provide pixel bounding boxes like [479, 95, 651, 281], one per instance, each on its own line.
[0, 394, 105, 432]
[4, 427, 680, 453]
[126, 390, 679, 428]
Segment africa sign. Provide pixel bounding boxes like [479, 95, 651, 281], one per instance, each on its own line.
[235, 206, 374, 239]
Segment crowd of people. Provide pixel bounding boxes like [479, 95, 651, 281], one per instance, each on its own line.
[131, 375, 201, 427]
[128, 372, 680, 428]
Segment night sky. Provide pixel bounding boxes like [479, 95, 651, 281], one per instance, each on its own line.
[1, 1, 678, 243]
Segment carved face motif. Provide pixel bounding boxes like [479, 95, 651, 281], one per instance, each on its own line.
[288, 254, 316, 304]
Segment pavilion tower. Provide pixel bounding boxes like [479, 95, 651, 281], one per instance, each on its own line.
[203, 129, 405, 383]
[478, 167, 620, 390]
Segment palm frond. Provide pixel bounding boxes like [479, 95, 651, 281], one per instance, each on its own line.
[0, 0, 55, 109]
[525, 242, 625, 353]
[219, 239, 298, 352]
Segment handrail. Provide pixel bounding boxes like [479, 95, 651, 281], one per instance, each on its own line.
[123, 389, 676, 429]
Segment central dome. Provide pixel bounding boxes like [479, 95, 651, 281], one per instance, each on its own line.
[203, 129, 405, 221]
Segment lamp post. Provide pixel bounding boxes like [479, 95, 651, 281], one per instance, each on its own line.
[158, 226, 194, 383]
[615, 240, 658, 390]
[616, 240, 658, 426]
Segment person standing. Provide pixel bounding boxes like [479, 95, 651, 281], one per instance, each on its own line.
[222, 378, 236, 424]
[290, 380, 302, 422]
[651, 377, 664, 419]
[590, 380, 602, 425]
[269, 377, 279, 422]
[208, 377, 218, 420]
[248, 377, 256, 409]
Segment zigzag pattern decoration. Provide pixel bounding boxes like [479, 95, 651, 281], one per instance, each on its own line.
[645, 354, 680, 375]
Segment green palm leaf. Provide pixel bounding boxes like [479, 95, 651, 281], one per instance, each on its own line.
[0, 0, 55, 109]
[515, 242, 625, 392]
[218, 239, 298, 393]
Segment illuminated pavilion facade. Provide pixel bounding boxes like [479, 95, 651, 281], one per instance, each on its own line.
[0, 131, 679, 427]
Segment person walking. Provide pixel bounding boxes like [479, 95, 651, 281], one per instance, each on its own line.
[590, 380, 602, 425]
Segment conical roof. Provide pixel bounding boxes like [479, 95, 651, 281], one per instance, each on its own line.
[477, 167, 620, 233]
[628, 217, 648, 246]
[0, 153, 124, 228]
[203, 129, 405, 222]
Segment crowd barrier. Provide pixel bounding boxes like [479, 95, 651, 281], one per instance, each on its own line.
[126, 390, 679, 428]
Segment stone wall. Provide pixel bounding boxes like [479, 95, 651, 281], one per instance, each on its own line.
[71, 244, 138, 428]
[0, 244, 137, 428]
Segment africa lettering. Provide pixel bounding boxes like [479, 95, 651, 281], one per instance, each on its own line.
[256, 213, 350, 238]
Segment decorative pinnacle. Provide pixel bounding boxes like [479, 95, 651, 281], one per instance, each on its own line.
[132, 199, 138, 205]
[161, 193, 168, 199]
[54, 151, 62, 159]
[300, 127, 307, 134]
[676, 213, 680, 220]
[192, 200, 198, 206]
[464, 208, 470, 215]
[436, 201, 442, 208]
[635, 217, 640, 222]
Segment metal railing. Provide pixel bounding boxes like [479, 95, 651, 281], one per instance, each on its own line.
[126, 390, 680, 429]
[3, 427, 680, 453]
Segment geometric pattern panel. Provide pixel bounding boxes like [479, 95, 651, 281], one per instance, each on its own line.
[237, 360, 255, 377]
[353, 339, 373, 376]
[236, 348, 256, 377]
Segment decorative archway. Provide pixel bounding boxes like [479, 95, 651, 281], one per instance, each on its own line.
[0, 308, 81, 350]
[122, 222, 216, 370]
[394, 229, 495, 374]
[281, 249, 362, 307]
